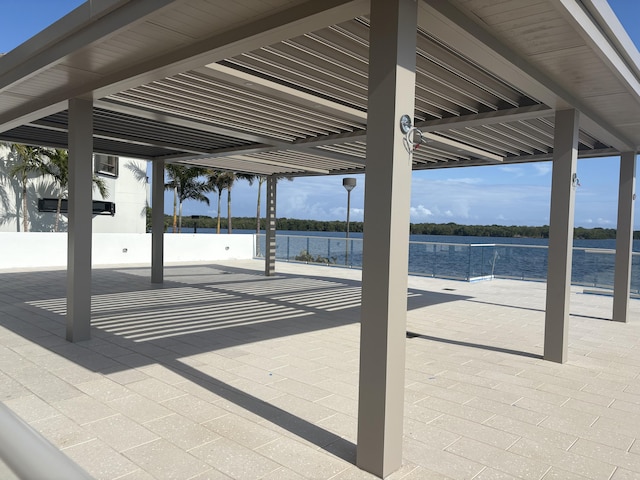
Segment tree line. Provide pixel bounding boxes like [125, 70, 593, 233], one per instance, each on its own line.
[153, 214, 637, 240]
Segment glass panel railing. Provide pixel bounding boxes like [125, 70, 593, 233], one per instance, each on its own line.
[632, 254, 640, 294]
[255, 234, 640, 293]
[407, 242, 470, 280]
[572, 248, 615, 289]
[256, 234, 364, 267]
[491, 244, 548, 282]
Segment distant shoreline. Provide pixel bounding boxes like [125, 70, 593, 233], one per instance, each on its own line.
[162, 215, 634, 240]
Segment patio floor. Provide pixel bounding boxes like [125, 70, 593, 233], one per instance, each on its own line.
[1, 259, 640, 479]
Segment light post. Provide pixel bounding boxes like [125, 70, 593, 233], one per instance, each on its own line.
[343, 177, 356, 266]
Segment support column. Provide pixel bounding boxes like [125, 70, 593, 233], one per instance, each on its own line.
[356, 0, 417, 477]
[265, 176, 277, 276]
[151, 158, 165, 284]
[66, 98, 93, 342]
[544, 108, 579, 363]
[613, 152, 636, 322]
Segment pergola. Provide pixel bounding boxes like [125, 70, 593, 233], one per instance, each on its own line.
[1, 0, 640, 476]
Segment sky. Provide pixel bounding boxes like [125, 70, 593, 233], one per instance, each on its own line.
[1, 0, 639, 228]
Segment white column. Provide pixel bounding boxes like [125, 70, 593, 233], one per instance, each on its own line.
[613, 152, 636, 322]
[544, 108, 579, 363]
[151, 158, 165, 284]
[356, 0, 417, 477]
[265, 176, 277, 276]
[66, 98, 93, 342]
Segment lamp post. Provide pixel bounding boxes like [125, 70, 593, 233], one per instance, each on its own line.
[343, 178, 356, 266]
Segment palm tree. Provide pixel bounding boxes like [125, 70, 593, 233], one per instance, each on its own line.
[164, 164, 210, 232]
[8, 144, 46, 232]
[226, 173, 255, 233]
[40, 148, 109, 232]
[206, 170, 234, 234]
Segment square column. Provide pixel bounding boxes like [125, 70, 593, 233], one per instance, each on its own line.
[613, 152, 636, 322]
[356, 0, 417, 477]
[544, 108, 579, 363]
[151, 158, 165, 284]
[264, 176, 277, 276]
[66, 98, 93, 342]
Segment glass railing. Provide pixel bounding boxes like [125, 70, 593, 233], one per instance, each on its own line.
[256, 234, 363, 267]
[255, 234, 640, 293]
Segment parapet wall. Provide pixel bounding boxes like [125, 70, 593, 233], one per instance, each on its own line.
[0, 233, 255, 269]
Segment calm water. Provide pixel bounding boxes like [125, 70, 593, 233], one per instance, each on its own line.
[176, 228, 640, 291]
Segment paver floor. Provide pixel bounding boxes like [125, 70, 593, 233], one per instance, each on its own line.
[1, 260, 640, 479]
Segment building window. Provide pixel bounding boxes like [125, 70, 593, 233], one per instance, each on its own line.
[95, 154, 119, 177]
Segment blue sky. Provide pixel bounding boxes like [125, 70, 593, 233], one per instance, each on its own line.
[2, 0, 638, 228]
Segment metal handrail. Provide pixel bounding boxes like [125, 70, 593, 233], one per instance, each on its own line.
[0, 403, 92, 480]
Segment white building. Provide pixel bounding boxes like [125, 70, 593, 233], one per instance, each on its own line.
[0, 144, 148, 233]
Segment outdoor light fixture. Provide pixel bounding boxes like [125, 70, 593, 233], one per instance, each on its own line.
[343, 177, 356, 266]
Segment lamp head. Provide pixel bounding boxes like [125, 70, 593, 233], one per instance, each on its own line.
[342, 177, 356, 192]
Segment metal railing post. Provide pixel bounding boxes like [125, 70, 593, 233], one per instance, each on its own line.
[0, 403, 92, 480]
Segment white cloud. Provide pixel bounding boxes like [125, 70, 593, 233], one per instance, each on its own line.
[443, 177, 484, 185]
[409, 205, 433, 220]
[533, 163, 552, 176]
[499, 166, 524, 176]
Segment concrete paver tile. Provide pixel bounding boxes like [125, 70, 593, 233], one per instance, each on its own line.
[539, 411, 635, 451]
[404, 417, 461, 450]
[63, 438, 139, 480]
[123, 439, 211, 480]
[611, 467, 640, 479]
[570, 439, 640, 474]
[591, 416, 640, 441]
[190, 437, 281, 480]
[428, 413, 519, 449]
[446, 437, 549, 480]
[31, 414, 96, 449]
[76, 377, 133, 402]
[255, 436, 350, 479]
[316, 412, 357, 441]
[160, 394, 229, 424]
[86, 413, 159, 452]
[144, 413, 220, 451]
[203, 413, 281, 449]
[473, 467, 522, 479]
[126, 377, 186, 403]
[541, 466, 593, 479]
[483, 414, 577, 450]
[403, 437, 484, 480]
[508, 438, 616, 480]
[463, 396, 548, 425]
[107, 393, 173, 423]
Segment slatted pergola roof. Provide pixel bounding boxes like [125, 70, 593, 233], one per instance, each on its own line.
[1, 0, 639, 176]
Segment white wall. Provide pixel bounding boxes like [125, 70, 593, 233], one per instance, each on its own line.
[0, 233, 255, 269]
[93, 158, 149, 234]
[0, 146, 148, 233]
